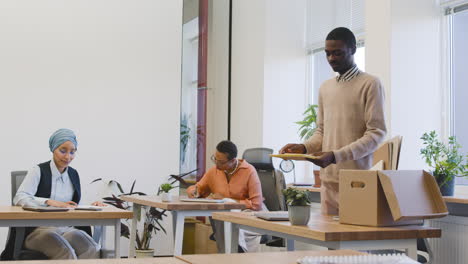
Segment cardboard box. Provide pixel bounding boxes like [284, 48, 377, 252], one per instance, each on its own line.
[339, 170, 448, 226]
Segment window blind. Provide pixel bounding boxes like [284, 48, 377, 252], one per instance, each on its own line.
[306, 0, 365, 51]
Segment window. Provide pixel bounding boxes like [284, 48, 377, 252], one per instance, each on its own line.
[448, 5, 468, 184]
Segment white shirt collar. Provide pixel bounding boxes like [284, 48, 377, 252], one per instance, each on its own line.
[336, 64, 361, 82]
[50, 160, 68, 181]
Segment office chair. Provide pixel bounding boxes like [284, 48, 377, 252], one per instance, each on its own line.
[242, 148, 287, 247]
[1, 171, 48, 260]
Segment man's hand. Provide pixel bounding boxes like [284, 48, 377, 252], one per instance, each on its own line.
[46, 200, 77, 208]
[188, 185, 199, 198]
[306, 151, 336, 168]
[279, 143, 306, 154]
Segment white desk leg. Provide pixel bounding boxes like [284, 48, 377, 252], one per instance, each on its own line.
[101, 226, 107, 248]
[227, 223, 239, 254]
[114, 219, 121, 258]
[172, 211, 185, 256]
[224, 221, 232, 253]
[128, 204, 139, 259]
[405, 241, 418, 260]
[286, 239, 295, 251]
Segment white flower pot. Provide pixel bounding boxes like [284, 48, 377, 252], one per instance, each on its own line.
[288, 205, 311, 225]
[161, 192, 172, 202]
[135, 249, 154, 258]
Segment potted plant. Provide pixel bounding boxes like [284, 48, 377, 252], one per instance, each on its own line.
[296, 104, 321, 187]
[92, 179, 167, 258]
[158, 183, 174, 202]
[420, 131, 468, 196]
[282, 187, 312, 225]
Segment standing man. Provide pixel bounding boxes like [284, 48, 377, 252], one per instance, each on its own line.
[280, 27, 386, 215]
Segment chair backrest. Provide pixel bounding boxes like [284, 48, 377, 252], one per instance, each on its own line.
[11, 171, 28, 205]
[242, 148, 286, 211]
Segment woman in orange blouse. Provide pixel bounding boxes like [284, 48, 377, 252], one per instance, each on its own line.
[187, 140, 263, 211]
[187, 140, 264, 253]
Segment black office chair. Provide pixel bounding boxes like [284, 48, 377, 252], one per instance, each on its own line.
[243, 148, 287, 247]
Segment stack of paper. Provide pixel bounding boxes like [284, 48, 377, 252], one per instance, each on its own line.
[372, 136, 403, 170]
[297, 253, 418, 264]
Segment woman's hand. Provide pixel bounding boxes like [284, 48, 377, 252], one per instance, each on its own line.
[91, 201, 106, 207]
[209, 193, 224, 199]
[46, 200, 77, 208]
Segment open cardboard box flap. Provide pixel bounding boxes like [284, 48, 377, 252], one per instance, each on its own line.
[378, 170, 448, 221]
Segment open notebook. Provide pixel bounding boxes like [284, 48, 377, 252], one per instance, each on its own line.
[22, 206, 69, 212]
[180, 198, 225, 203]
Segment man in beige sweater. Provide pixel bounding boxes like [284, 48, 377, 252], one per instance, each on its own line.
[280, 27, 386, 215]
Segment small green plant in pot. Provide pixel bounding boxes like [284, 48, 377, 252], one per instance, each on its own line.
[420, 131, 468, 196]
[282, 187, 312, 225]
[158, 183, 174, 202]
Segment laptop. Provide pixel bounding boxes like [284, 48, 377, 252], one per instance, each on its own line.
[254, 211, 289, 221]
[180, 198, 225, 203]
[22, 206, 70, 212]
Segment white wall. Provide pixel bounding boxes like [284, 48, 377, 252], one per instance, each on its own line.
[230, 0, 265, 154]
[0, 0, 182, 256]
[366, 0, 442, 170]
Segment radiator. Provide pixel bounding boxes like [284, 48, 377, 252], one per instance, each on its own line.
[427, 215, 468, 264]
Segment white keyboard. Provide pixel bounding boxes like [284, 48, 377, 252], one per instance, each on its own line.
[254, 211, 289, 221]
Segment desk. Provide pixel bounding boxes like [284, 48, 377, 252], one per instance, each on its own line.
[121, 195, 245, 257]
[177, 249, 365, 264]
[6, 257, 185, 264]
[0, 206, 133, 259]
[214, 210, 441, 260]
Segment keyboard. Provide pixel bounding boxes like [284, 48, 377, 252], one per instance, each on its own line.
[180, 198, 225, 203]
[254, 211, 289, 221]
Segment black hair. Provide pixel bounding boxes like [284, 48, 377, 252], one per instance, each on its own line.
[326, 27, 356, 49]
[216, 140, 238, 160]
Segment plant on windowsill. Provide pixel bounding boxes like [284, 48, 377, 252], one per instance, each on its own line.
[282, 187, 311, 225]
[91, 179, 167, 258]
[296, 104, 321, 187]
[420, 130, 468, 196]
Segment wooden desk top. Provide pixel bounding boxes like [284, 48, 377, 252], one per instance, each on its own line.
[0, 206, 133, 220]
[5, 257, 185, 264]
[177, 250, 365, 264]
[121, 195, 245, 210]
[444, 196, 468, 204]
[212, 211, 441, 241]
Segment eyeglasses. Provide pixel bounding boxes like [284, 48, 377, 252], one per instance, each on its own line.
[210, 155, 231, 165]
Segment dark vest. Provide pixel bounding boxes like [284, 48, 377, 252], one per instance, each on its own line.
[1, 161, 91, 260]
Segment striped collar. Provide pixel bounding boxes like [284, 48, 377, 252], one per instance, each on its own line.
[336, 64, 361, 82]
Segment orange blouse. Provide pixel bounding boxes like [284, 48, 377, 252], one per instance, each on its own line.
[186, 159, 263, 211]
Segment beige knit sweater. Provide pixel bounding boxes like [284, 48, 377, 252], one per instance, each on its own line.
[304, 72, 387, 183]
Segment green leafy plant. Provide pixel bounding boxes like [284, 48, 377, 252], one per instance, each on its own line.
[420, 131, 468, 187]
[91, 179, 167, 250]
[282, 187, 311, 206]
[159, 183, 174, 193]
[296, 104, 318, 140]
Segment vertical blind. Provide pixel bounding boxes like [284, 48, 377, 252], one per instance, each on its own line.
[306, 0, 365, 52]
